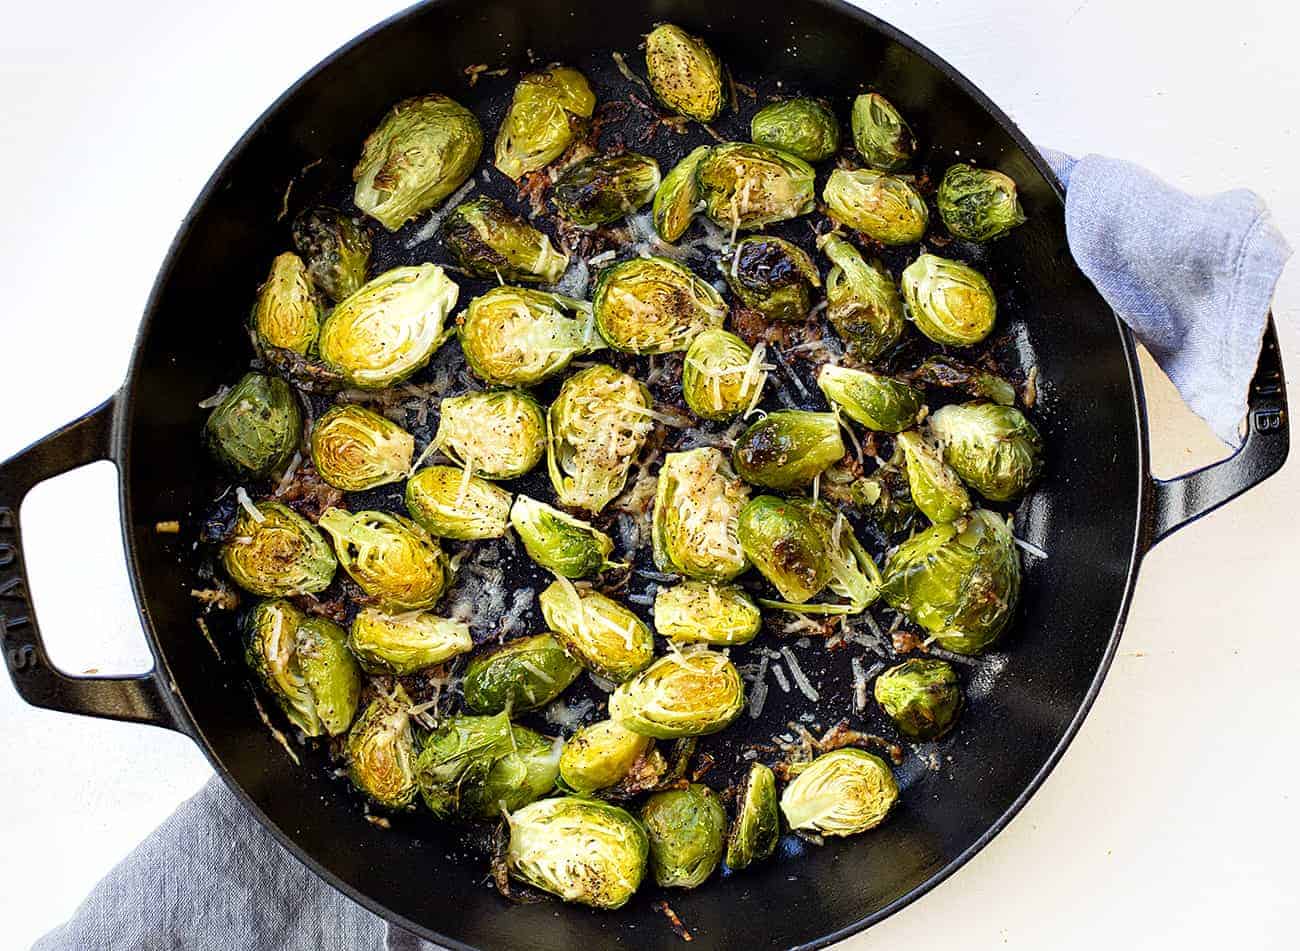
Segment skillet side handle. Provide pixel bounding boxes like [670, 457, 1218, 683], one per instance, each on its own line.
[0, 398, 179, 729]
[1150, 317, 1289, 546]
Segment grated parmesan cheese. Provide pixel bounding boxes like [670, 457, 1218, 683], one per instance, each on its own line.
[780, 646, 819, 702]
[235, 487, 264, 523]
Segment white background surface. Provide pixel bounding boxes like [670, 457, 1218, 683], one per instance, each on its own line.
[1, 1, 1296, 948]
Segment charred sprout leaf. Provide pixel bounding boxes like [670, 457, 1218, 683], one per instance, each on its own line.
[819, 234, 904, 362]
[642, 784, 726, 889]
[723, 235, 821, 322]
[538, 577, 654, 683]
[221, 500, 336, 597]
[310, 404, 414, 492]
[852, 447, 919, 534]
[682, 328, 768, 421]
[937, 163, 1026, 241]
[653, 145, 712, 242]
[592, 256, 726, 355]
[816, 365, 923, 433]
[644, 23, 725, 122]
[697, 142, 816, 231]
[652, 448, 750, 582]
[823, 168, 928, 245]
[732, 410, 845, 491]
[900, 254, 997, 346]
[725, 762, 779, 870]
[318, 507, 449, 611]
[552, 153, 662, 226]
[750, 98, 840, 163]
[291, 207, 372, 303]
[510, 495, 619, 578]
[874, 658, 963, 741]
[416, 713, 559, 819]
[905, 355, 1016, 407]
[405, 464, 512, 540]
[609, 649, 745, 738]
[252, 253, 320, 354]
[346, 687, 419, 809]
[780, 748, 898, 836]
[494, 66, 596, 180]
[653, 581, 761, 646]
[204, 373, 301, 479]
[458, 286, 599, 387]
[434, 390, 547, 480]
[348, 607, 472, 675]
[850, 93, 917, 172]
[463, 633, 584, 714]
[896, 430, 971, 524]
[928, 402, 1043, 501]
[559, 718, 654, 793]
[442, 196, 569, 284]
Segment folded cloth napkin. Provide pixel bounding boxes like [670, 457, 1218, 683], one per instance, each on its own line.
[34, 154, 1291, 951]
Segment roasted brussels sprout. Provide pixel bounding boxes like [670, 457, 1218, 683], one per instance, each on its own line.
[725, 762, 779, 870]
[609, 650, 745, 738]
[538, 577, 655, 682]
[850, 93, 916, 172]
[353, 94, 483, 231]
[494, 66, 596, 180]
[928, 402, 1043, 501]
[937, 163, 1026, 241]
[875, 658, 964, 740]
[291, 207, 372, 303]
[310, 405, 414, 492]
[697, 143, 816, 231]
[780, 749, 898, 836]
[458, 286, 598, 387]
[653, 145, 711, 242]
[510, 495, 619, 578]
[823, 168, 928, 245]
[905, 355, 1016, 407]
[820, 234, 905, 362]
[318, 264, 459, 388]
[900, 254, 997, 346]
[816, 365, 923, 433]
[592, 256, 726, 354]
[559, 718, 654, 793]
[295, 615, 363, 736]
[750, 98, 840, 163]
[434, 390, 547, 480]
[732, 410, 845, 490]
[653, 581, 761, 645]
[652, 448, 749, 582]
[442, 196, 569, 284]
[881, 508, 1021, 653]
[850, 447, 919, 534]
[347, 607, 472, 675]
[416, 713, 559, 819]
[405, 465, 512, 540]
[204, 373, 302, 479]
[505, 796, 648, 910]
[552, 153, 661, 226]
[896, 430, 971, 524]
[644, 23, 724, 122]
[221, 500, 336, 597]
[463, 633, 584, 714]
[682, 329, 768, 421]
[642, 784, 726, 889]
[346, 688, 419, 809]
[723, 235, 821, 322]
[318, 507, 449, 611]
[252, 253, 320, 355]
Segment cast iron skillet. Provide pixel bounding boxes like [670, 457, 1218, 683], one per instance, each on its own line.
[0, 1, 1289, 947]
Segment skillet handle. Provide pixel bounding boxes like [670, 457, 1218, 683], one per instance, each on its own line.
[0, 398, 179, 729]
[1149, 317, 1289, 545]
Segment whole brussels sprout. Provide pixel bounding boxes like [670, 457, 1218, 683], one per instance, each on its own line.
[353, 94, 483, 231]
[609, 650, 745, 738]
[346, 688, 419, 809]
[937, 163, 1026, 241]
[682, 328, 768, 421]
[653, 581, 760, 645]
[494, 66, 596, 180]
[928, 402, 1043, 501]
[723, 235, 821, 322]
[552, 153, 661, 226]
[896, 430, 971, 524]
[732, 410, 845, 490]
[652, 448, 750, 582]
[905, 354, 1016, 407]
[725, 762, 779, 870]
[697, 143, 816, 231]
[510, 495, 619, 578]
[434, 390, 547, 480]
[644, 23, 724, 122]
[539, 578, 654, 682]
[347, 607, 472, 675]
[291, 207, 372, 303]
[900, 254, 997, 346]
[252, 253, 319, 354]
[824, 168, 928, 245]
[221, 500, 336, 597]
[559, 718, 653, 793]
[642, 784, 726, 889]
[653, 145, 712, 242]
[592, 256, 726, 355]
[318, 264, 459, 389]
[881, 508, 1020, 653]
[819, 234, 904, 362]
[463, 632, 584, 714]
[850, 93, 917, 172]
[318, 507, 449, 611]
[780, 748, 898, 837]
[458, 286, 599, 387]
[442, 196, 569, 284]
[505, 796, 648, 910]
[310, 404, 414, 492]
[750, 98, 840, 163]
[204, 373, 302, 480]
[405, 465, 512, 540]
[875, 658, 964, 740]
[415, 712, 559, 819]
[816, 365, 923, 433]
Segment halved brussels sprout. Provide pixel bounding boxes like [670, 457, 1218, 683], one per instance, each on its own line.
[347, 607, 472, 675]
[416, 712, 559, 819]
[816, 365, 923, 433]
[900, 254, 997, 346]
[906, 355, 1016, 407]
[652, 448, 750, 582]
[405, 465, 512, 540]
[252, 253, 319, 355]
[820, 234, 904, 362]
[494, 66, 596, 180]
[780, 748, 898, 836]
[291, 207, 372, 303]
[442, 196, 569, 285]
[310, 405, 414, 492]
[896, 430, 971, 524]
[642, 784, 726, 889]
[653, 581, 760, 645]
[434, 390, 547, 480]
[824, 168, 928, 245]
[204, 373, 302, 480]
[682, 328, 768, 421]
[346, 688, 418, 809]
[723, 235, 821, 322]
[732, 410, 845, 490]
[538, 578, 654, 682]
[353, 94, 483, 231]
[553, 153, 661, 226]
[850, 93, 916, 172]
[697, 143, 816, 231]
[505, 796, 648, 910]
[725, 762, 779, 870]
[318, 507, 449, 611]
[221, 500, 336, 597]
[750, 98, 840, 163]
[458, 286, 598, 387]
[874, 658, 964, 740]
[559, 718, 653, 794]
[653, 145, 712, 242]
[592, 256, 726, 354]
[609, 650, 745, 738]
[510, 495, 619, 578]
[881, 508, 1020, 653]
[644, 23, 724, 122]
[463, 633, 584, 714]
[295, 615, 363, 736]
[318, 264, 459, 389]
[937, 163, 1026, 241]
[928, 402, 1043, 501]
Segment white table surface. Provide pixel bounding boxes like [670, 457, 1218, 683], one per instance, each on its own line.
[1, 1, 1296, 947]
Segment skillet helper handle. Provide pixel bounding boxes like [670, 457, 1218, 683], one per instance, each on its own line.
[1150, 317, 1289, 545]
[0, 398, 178, 729]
